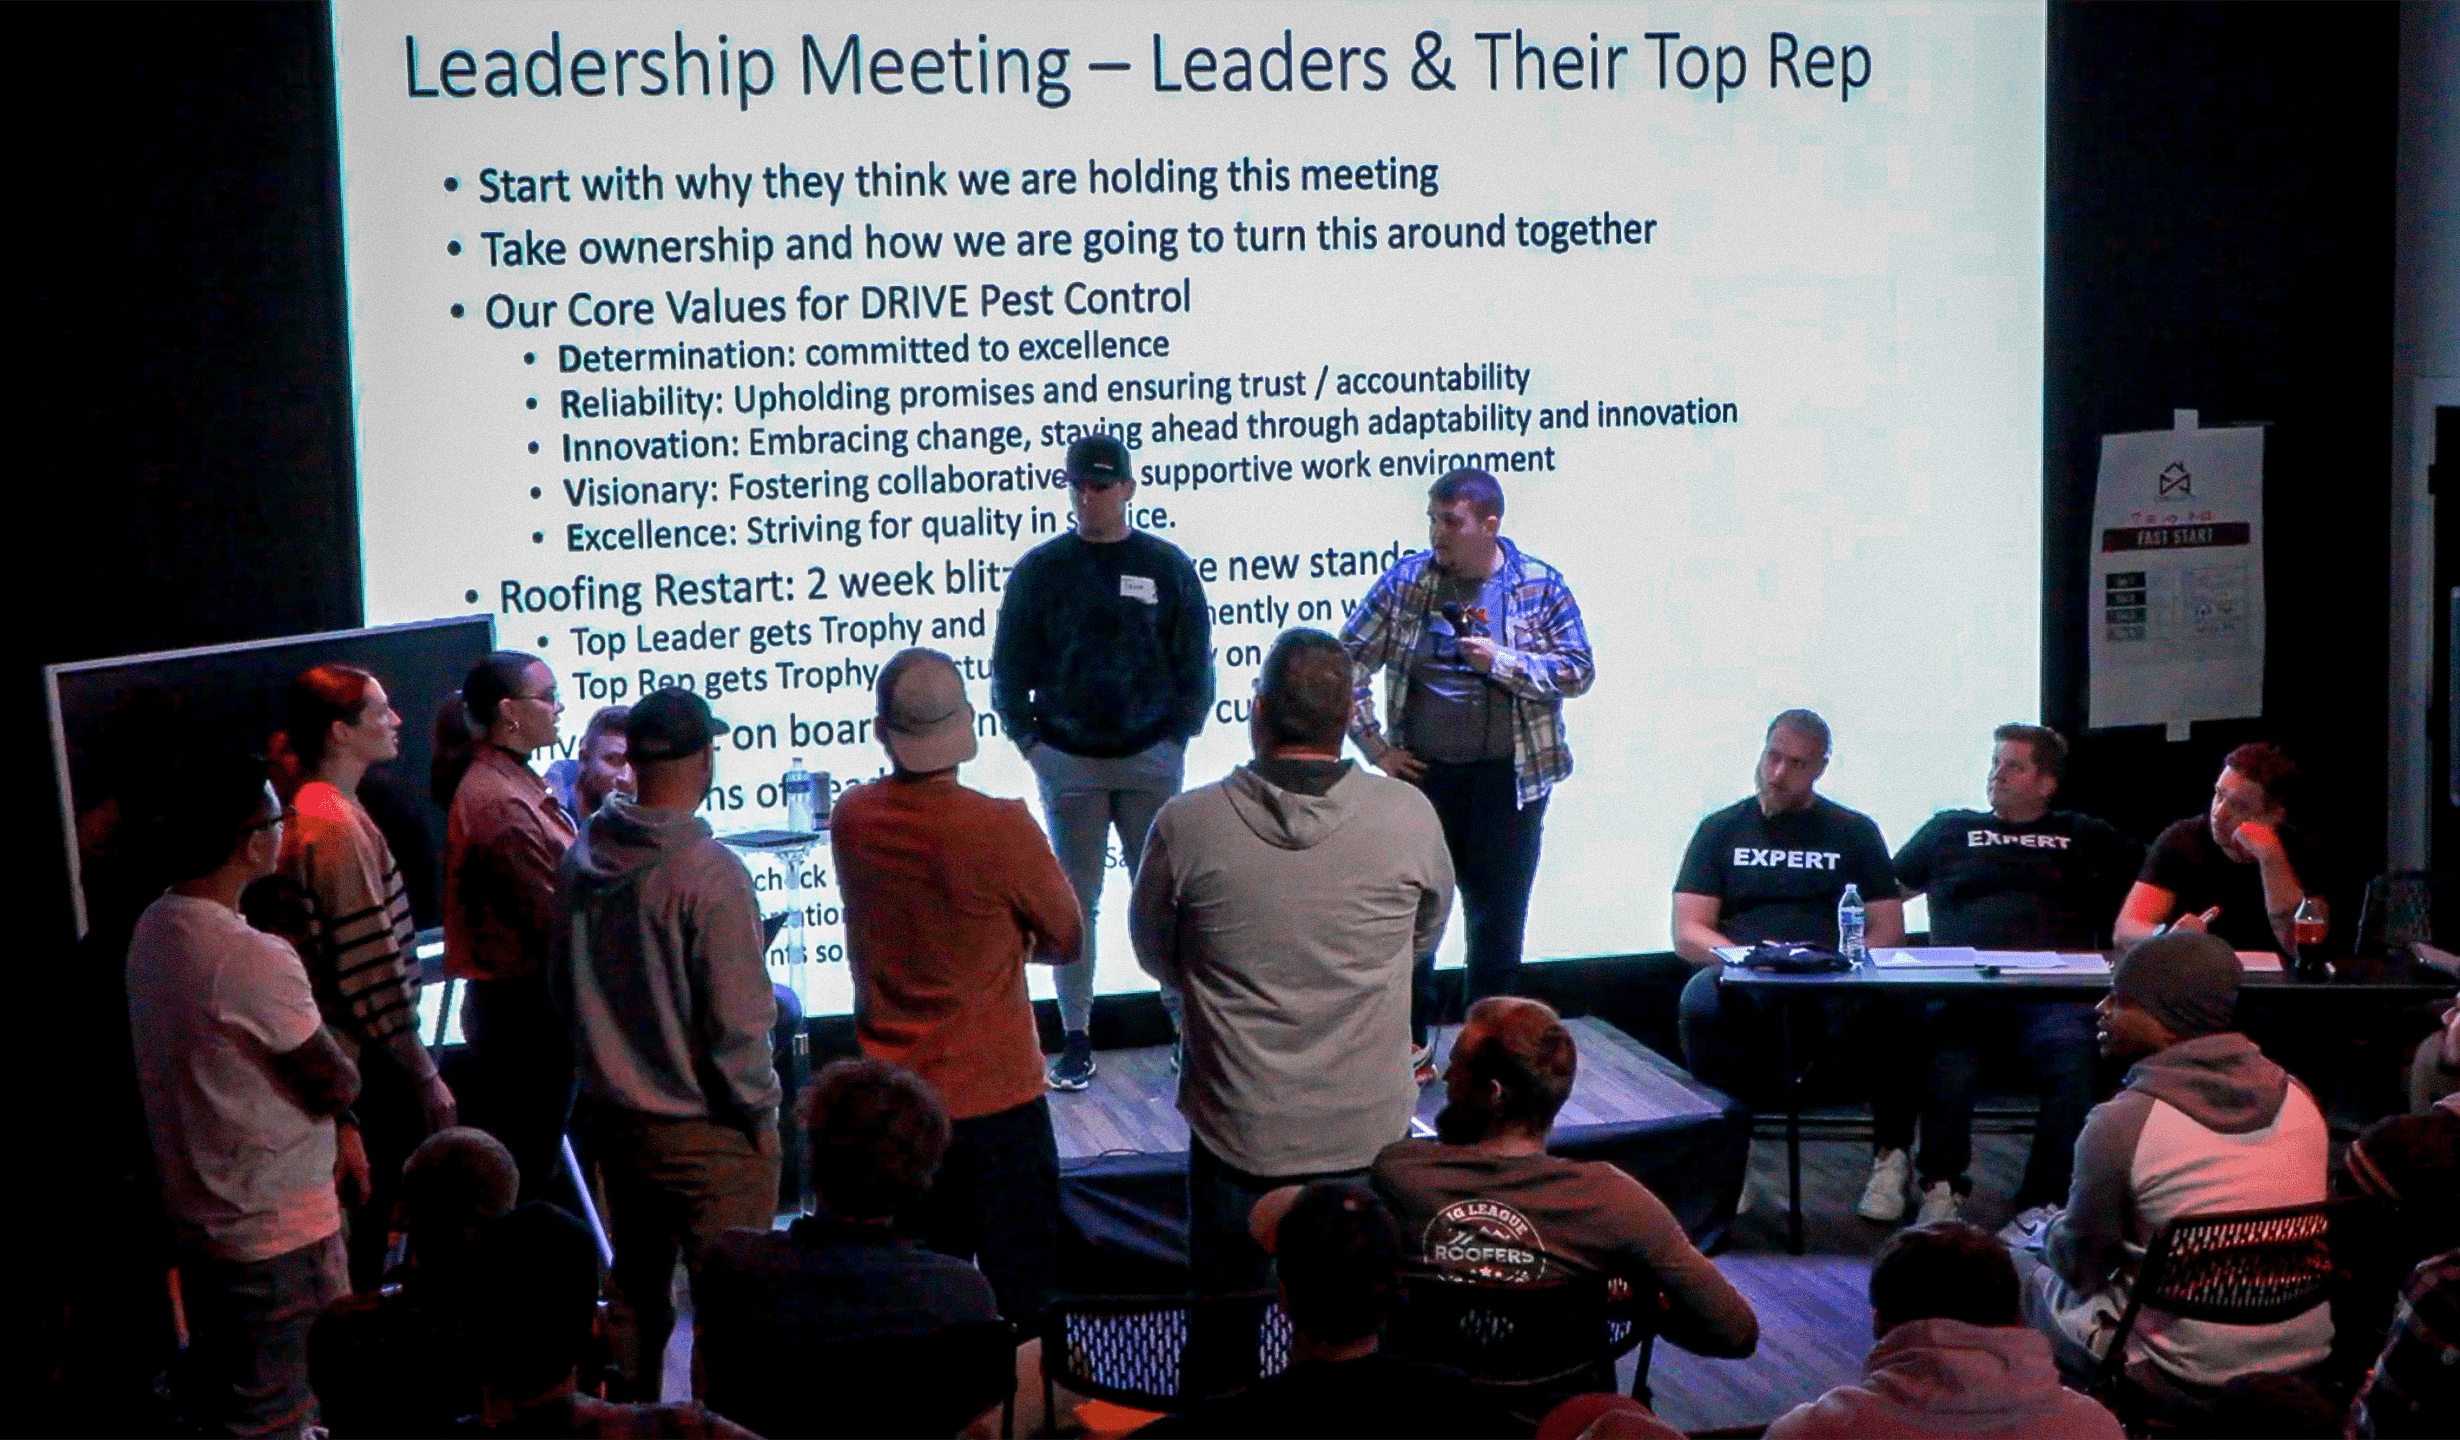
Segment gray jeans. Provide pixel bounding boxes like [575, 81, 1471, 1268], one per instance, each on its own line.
[1027, 739, 1185, 1034]
[176, 1230, 346, 1438]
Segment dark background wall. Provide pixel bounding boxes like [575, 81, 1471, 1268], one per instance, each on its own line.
[2041, 4, 2397, 899]
[7, 4, 2401, 955]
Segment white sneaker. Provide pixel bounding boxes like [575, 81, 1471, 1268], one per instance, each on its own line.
[1999, 1203, 2061, 1250]
[1856, 1147, 1912, 1222]
[1410, 1042, 1438, 1087]
[1916, 1180, 1964, 1226]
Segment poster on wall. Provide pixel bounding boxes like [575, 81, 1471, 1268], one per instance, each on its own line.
[2087, 418, 2265, 736]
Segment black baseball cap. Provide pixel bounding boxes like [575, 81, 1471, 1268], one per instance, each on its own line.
[1064, 432, 1134, 487]
[626, 686, 715, 761]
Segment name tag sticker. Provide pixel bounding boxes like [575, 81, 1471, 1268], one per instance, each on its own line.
[1120, 574, 1158, 603]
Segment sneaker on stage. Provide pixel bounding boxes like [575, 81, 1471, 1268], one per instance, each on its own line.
[1999, 1202, 2061, 1251]
[1916, 1180, 1964, 1226]
[1410, 1042, 1438, 1087]
[1047, 1031, 1096, 1092]
[1856, 1146, 1912, 1223]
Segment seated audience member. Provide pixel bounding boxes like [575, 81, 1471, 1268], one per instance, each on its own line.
[2336, 1109, 2460, 1375]
[1673, 709, 1923, 1222]
[1529, 1395, 1685, 1440]
[2025, 933, 2332, 1391]
[127, 756, 366, 1439]
[2114, 742, 2328, 957]
[697, 1058, 1002, 1436]
[310, 1128, 519, 1437]
[1136, 1182, 1522, 1438]
[1370, 997, 1757, 1362]
[2406, 1001, 2460, 1114]
[1765, 1221, 2120, 1439]
[1894, 723, 2141, 1228]
[1130, 629, 1454, 1296]
[2351, 1248, 2460, 1438]
[255, 663, 456, 1290]
[829, 649, 1083, 1331]
[465, 1202, 754, 1437]
[543, 704, 633, 822]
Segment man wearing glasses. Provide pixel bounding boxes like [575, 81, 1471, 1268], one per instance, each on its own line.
[992, 432, 1213, 1090]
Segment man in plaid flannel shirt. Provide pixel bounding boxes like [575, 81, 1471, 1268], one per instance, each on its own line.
[2353, 1247, 2460, 1437]
[1341, 468, 1592, 1076]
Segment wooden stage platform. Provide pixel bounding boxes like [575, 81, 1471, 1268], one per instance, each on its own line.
[1046, 1016, 1750, 1290]
[1050, 1016, 1734, 1161]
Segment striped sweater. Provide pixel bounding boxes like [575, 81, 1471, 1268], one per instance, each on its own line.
[257, 781, 436, 1081]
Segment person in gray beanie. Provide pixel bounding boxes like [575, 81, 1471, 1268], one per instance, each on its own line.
[2018, 932, 2332, 1393]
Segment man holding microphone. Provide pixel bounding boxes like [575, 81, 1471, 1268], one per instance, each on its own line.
[1342, 467, 1594, 1079]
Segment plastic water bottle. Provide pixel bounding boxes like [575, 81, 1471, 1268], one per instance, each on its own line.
[783, 757, 815, 834]
[1837, 883, 1868, 967]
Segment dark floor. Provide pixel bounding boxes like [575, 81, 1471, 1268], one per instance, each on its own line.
[1638, 1124, 2031, 1433]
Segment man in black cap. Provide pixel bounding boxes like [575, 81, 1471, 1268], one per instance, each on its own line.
[550, 686, 781, 1398]
[2021, 932, 2331, 1391]
[992, 431, 1213, 1089]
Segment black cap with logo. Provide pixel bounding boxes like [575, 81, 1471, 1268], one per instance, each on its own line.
[1064, 432, 1134, 487]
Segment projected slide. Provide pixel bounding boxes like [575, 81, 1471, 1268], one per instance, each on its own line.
[335, 1, 2045, 1016]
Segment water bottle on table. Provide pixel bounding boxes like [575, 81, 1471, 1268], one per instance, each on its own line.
[1837, 883, 1868, 968]
[783, 757, 815, 835]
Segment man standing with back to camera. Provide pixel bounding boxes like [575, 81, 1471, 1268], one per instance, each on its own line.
[992, 432, 1213, 1091]
[1343, 467, 1594, 1081]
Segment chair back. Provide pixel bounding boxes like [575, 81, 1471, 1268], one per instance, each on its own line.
[1040, 1292, 1291, 1413]
[1385, 1268, 1656, 1394]
[2357, 870, 2437, 956]
[704, 1317, 1015, 1440]
[2091, 1200, 2339, 1395]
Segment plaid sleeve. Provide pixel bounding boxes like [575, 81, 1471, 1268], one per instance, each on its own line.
[2354, 1252, 2460, 1438]
[1341, 563, 1417, 755]
[1487, 568, 1594, 702]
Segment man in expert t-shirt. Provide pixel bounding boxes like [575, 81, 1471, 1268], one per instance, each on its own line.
[1673, 709, 1924, 1223]
[991, 431, 1212, 1092]
[1893, 723, 2143, 1232]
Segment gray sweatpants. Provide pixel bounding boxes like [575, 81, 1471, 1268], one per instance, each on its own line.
[1027, 739, 1185, 1034]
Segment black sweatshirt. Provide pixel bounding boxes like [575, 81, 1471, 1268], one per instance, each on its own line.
[990, 530, 1212, 758]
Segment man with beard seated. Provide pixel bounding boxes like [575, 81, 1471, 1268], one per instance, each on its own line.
[1367, 997, 1758, 1360]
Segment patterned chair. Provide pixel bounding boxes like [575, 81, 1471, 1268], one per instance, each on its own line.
[2090, 1199, 2344, 1428]
[1039, 1291, 1292, 1420]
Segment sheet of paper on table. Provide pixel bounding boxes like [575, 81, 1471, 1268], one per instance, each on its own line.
[1988, 952, 2112, 973]
[1874, 947, 1981, 967]
[2236, 950, 2284, 973]
[1876, 948, 2111, 973]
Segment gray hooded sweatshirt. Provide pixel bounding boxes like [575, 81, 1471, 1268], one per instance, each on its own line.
[1129, 760, 1453, 1177]
[2038, 1031, 2329, 1387]
[552, 796, 780, 1131]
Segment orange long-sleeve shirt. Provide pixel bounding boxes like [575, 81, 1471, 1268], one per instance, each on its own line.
[829, 771, 1083, 1121]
